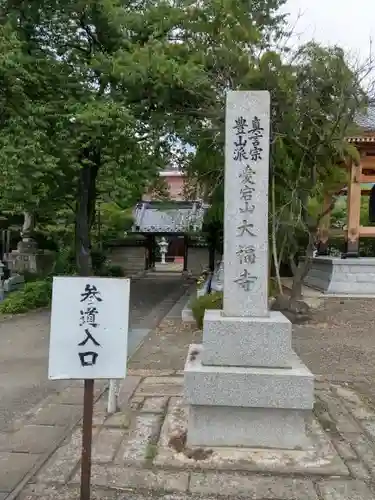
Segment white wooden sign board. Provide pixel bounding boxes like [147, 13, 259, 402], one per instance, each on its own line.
[48, 276, 130, 380]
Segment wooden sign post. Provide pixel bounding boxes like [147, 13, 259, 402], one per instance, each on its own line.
[48, 277, 130, 500]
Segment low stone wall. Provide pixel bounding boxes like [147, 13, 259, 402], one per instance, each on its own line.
[187, 246, 209, 276]
[107, 245, 145, 273]
[304, 257, 375, 295]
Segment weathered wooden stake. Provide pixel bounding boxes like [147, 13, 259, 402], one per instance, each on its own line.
[80, 378, 94, 500]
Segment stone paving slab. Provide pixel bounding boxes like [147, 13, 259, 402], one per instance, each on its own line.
[92, 429, 125, 463]
[117, 376, 142, 407]
[0, 425, 64, 454]
[189, 472, 318, 499]
[28, 404, 82, 427]
[71, 465, 190, 493]
[135, 376, 183, 397]
[36, 429, 87, 484]
[154, 398, 348, 476]
[17, 376, 375, 500]
[0, 379, 108, 497]
[141, 396, 168, 413]
[19, 484, 224, 500]
[317, 479, 374, 499]
[116, 413, 163, 465]
[0, 453, 40, 492]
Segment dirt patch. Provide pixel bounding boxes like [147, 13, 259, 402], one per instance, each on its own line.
[128, 319, 202, 371]
[168, 429, 213, 461]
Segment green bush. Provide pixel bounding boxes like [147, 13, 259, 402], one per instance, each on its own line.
[269, 277, 279, 298]
[53, 247, 77, 275]
[190, 291, 223, 329]
[99, 264, 125, 277]
[0, 280, 52, 314]
[19, 270, 44, 283]
[91, 248, 107, 274]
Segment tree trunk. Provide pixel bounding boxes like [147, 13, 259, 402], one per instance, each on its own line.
[75, 163, 99, 277]
[271, 173, 283, 294]
[289, 233, 315, 301]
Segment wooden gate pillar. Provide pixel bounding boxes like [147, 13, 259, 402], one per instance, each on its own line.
[344, 160, 362, 258]
[316, 193, 332, 256]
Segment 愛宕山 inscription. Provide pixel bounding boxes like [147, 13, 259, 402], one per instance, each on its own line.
[224, 91, 270, 318]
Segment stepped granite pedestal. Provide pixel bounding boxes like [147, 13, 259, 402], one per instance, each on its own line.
[184, 312, 314, 449]
[304, 256, 375, 296]
[184, 90, 314, 450]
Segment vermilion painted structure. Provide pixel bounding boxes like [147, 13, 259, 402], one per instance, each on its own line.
[142, 170, 186, 202]
[317, 101, 375, 256]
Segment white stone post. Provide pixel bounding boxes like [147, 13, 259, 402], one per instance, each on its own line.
[184, 91, 314, 450]
[107, 379, 120, 413]
[223, 92, 269, 318]
[0, 261, 4, 301]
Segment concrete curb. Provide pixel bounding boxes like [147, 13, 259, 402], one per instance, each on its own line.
[181, 297, 195, 323]
[127, 283, 192, 362]
[167, 286, 195, 320]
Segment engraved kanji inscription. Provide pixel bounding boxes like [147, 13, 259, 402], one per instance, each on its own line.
[233, 116, 248, 135]
[239, 164, 256, 184]
[234, 269, 257, 291]
[236, 245, 256, 265]
[239, 202, 255, 214]
[233, 135, 248, 162]
[237, 220, 256, 237]
[240, 185, 255, 202]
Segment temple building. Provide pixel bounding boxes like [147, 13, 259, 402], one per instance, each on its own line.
[306, 100, 375, 294]
[131, 166, 208, 272]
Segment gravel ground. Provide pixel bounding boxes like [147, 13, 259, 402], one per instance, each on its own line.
[128, 319, 202, 371]
[130, 297, 375, 390]
[293, 298, 375, 383]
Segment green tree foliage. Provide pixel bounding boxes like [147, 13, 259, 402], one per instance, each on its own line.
[182, 9, 368, 297]
[0, 0, 213, 273]
[0, 0, 369, 290]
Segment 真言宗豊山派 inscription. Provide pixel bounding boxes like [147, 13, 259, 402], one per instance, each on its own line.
[224, 91, 270, 317]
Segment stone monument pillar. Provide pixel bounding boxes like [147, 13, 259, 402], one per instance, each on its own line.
[17, 211, 37, 252]
[6, 212, 55, 275]
[184, 91, 314, 449]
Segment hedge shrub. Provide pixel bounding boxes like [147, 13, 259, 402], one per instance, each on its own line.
[190, 291, 223, 329]
[0, 280, 52, 315]
[100, 264, 125, 277]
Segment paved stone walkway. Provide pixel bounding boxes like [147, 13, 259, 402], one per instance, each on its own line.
[18, 372, 375, 500]
[0, 274, 189, 433]
[5, 295, 375, 500]
[0, 274, 190, 500]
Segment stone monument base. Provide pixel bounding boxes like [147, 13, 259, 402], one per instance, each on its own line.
[187, 405, 311, 449]
[6, 249, 56, 275]
[184, 345, 314, 450]
[304, 257, 375, 295]
[201, 309, 292, 368]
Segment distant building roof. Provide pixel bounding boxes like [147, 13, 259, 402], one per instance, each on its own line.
[132, 200, 208, 234]
[354, 100, 375, 131]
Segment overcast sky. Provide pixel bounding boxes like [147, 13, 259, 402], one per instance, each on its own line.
[283, 0, 374, 60]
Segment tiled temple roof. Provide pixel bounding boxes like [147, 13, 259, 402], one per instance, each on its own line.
[348, 101, 375, 143]
[132, 200, 208, 234]
[354, 100, 375, 131]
